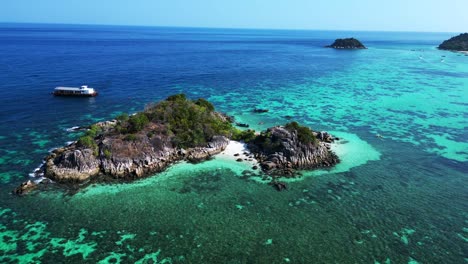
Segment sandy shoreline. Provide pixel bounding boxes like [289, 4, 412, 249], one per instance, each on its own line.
[217, 140, 259, 168]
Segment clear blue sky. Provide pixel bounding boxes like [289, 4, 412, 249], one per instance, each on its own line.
[1, 0, 467, 32]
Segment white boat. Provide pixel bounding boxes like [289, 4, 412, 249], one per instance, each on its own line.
[53, 85, 98, 97]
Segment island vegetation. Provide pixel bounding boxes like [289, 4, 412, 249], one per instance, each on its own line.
[41, 94, 238, 183]
[15, 94, 340, 194]
[326, 38, 367, 49]
[438, 33, 468, 51]
[109, 93, 234, 148]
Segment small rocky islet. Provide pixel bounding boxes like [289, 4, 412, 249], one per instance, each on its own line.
[326, 38, 367, 49]
[438, 33, 468, 52]
[15, 94, 340, 194]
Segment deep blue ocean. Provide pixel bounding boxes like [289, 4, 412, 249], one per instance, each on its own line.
[0, 23, 467, 263]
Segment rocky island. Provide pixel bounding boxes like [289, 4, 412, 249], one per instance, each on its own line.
[438, 33, 468, 52]
[326, 38, 367, 49]
[43, 94, 233, 183]
[238, 123, 339, 176]
[16, 94, 340, 194]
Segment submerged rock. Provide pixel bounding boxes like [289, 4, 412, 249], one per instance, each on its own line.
[253, 108, 269, 113]
[235, 122, 250, 128]
[13, 180, 37, 195]
[270, 180, 287, 191]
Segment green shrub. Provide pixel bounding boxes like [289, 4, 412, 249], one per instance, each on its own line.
[166, 94, 187, 102]
[195, 98, 215, 111]
[285, 121, 317, 145]
[140, 96, 235, 148]
[232, 129, 256, 142]
[147, 131, 154, 138]
[77, 135, 96, 148]
[86, 94, 238, 149]
[252, 132, 282, 153]
[85, 124, 102, 138]
[115, 124, 127, 134]
[128, 113, 149, 133]
[116, 113, 129, 122]
[77, 135, 99, 156]
[103, 149, 112, 159]
[285, 121, 300, 131]
[124, 134, 137, 141]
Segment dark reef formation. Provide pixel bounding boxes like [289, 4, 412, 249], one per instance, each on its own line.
[13, 180, 38, 195]
[438, 33, 468, 51]
[326, 38, 367, 49]
[16, 95, 340, 193]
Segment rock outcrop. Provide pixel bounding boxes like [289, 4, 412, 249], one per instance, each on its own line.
[13, 180, 38, 195]
[438, 33, 468, 51]
[44, 134, 229, 183]
[247, 124, 339, 176]
[185, 136, 230, 162]
[45, 148, 101, 182]
[326, 38, 367, 49]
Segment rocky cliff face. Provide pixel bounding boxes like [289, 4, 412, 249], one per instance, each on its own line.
[44, 134, 229, 183]
[247, 126, 339, 176]
[45, 148, 101, 182]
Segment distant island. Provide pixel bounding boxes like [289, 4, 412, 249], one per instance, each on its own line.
[15, 94, 340, 194]
[438, 33, 468, 52]
[326, 38, 367, 49]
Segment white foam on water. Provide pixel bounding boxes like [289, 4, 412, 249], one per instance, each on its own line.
[29, 162, 45, 178]
[48, 147, 59, 153]
[65, 126, 80, 132]
[33, 177, 48, 184]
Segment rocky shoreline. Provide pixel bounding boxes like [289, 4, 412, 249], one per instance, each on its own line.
[15, 95, 340, 194]
[44, 134, 230, 183]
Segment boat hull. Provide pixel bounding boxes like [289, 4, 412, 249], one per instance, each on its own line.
[53, 92, 98, 97]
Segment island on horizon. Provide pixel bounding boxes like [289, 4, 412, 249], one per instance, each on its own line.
[326, 38, 367, 49]
[438, 33, 468, 52]
[15, 94, 340, 194]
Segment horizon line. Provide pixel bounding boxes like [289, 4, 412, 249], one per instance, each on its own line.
[0, 21, 461, 34]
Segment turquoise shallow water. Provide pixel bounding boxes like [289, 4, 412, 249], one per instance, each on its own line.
[0, 25, 467, 263]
